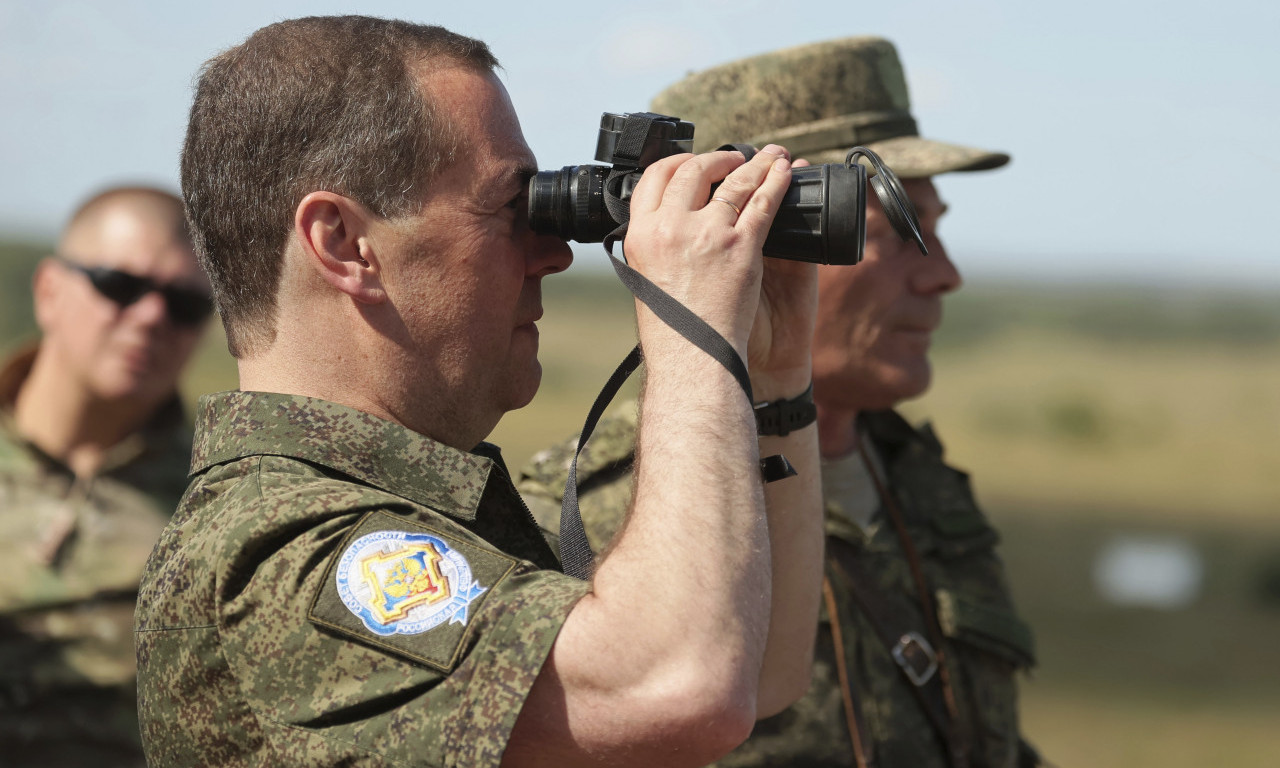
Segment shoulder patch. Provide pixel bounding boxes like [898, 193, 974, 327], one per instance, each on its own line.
[336, 529, 487, 635]
[309, 510, 520, 672]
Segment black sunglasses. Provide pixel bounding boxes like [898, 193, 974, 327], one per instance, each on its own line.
[55, 256, 214, 327]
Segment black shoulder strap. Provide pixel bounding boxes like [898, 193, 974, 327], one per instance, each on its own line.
[557, 343, 643, 580]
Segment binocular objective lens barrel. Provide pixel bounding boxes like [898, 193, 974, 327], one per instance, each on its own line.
[528, 165, 613, 243]
[763, 164, 866, 266]
[528, 160, 872, 266]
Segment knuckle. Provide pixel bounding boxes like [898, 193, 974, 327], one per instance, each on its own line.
[745, 194, 776, 216]
[715, 178, 751, 199]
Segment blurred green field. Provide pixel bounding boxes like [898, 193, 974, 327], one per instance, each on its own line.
[5, 240, 1279, 765]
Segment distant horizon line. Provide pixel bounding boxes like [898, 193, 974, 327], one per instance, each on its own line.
[2, 229, 1273, 291]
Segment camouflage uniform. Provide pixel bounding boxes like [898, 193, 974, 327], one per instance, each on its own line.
[135, 391, 589, 767]
[0, 343, 192, 767]
[519, 405, 1039, 768]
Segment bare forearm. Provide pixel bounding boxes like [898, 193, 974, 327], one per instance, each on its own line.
[570, 325, 771, 698]
[745, 253, 824, 716]
[755, 420, 824, 715]
[619, 333, 771, 667]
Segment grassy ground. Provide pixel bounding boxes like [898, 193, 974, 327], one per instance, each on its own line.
[905, 330, 1280, 526]
[1020, 687, 1280, 768]
[996, 509, 1280, 765]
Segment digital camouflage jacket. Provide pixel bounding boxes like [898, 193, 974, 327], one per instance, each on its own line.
[135, 391, 588, 767]
[519, 404, 1041, 768]
[0, 343, 192, 767]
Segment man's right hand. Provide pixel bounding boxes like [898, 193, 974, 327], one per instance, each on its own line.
[619, 144, 795, 357]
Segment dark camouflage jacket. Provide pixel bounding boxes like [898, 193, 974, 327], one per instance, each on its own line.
[0, 343, 192, 767]
[135, 391, 588, 767]
[519, 404, 1040, 768]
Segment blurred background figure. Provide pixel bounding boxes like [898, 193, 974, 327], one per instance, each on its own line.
[521, 37, 1042, 767]
[0, 186, 211, 767]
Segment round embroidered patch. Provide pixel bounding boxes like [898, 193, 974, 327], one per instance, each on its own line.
[335, 530, 488, 636]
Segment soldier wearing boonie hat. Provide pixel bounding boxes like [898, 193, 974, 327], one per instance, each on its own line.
[521, 36, 1044, 768]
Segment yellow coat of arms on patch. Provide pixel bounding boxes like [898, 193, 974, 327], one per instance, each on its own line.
[336, 530, 487, 636]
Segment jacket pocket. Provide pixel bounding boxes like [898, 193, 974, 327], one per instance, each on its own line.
[936, 587, 1036, 669]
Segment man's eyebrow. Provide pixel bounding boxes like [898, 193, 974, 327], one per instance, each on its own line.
[491, 162, 537, 199]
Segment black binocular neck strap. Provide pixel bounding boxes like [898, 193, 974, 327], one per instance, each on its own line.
[557, 226, 795, 580]
[609, 254, 753, 400]
[556, 341, 643, 582]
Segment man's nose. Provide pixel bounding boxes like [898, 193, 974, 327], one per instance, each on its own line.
[528, 232, 574, 277]
[909, 235, 962, 296]
[124, 289, 171, 327]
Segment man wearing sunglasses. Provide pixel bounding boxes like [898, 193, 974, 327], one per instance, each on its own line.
[0, 185, 212, 766]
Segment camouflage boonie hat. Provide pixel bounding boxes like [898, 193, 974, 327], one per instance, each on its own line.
[650, 36, 1009, 178]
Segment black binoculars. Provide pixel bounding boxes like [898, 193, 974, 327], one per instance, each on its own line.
[527, 111, 927, 265]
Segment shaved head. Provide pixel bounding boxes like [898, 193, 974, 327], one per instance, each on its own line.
[60, 187, 190, 257]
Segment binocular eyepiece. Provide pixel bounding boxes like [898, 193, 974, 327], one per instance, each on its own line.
[527, 112, 926, 265]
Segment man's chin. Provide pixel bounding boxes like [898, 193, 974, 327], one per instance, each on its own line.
[883, 363, 932, 405]
[864, 343, 933, 403]
[93, 370, 175, 405]
[502, 362, 543, 413]
[815, 356, 933, 412]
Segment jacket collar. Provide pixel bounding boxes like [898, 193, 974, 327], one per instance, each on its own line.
[192, 391, 495, 521]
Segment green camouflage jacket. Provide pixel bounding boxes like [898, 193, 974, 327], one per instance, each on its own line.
[0, 343, 192, 767]
[519, 404, 1040, 768]
[135, 391, 589, 767]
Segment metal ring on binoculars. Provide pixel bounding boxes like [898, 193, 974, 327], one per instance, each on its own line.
[710, 196, 742, 220]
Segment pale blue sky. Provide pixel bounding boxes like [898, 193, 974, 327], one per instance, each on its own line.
[2, 0, 1276, 286]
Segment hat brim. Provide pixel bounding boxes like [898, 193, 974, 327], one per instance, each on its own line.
[798, 135, 1009, 179]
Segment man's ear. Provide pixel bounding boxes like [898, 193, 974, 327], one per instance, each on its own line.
[294, 191, 386, 305]
[31, 258, 64, 333]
